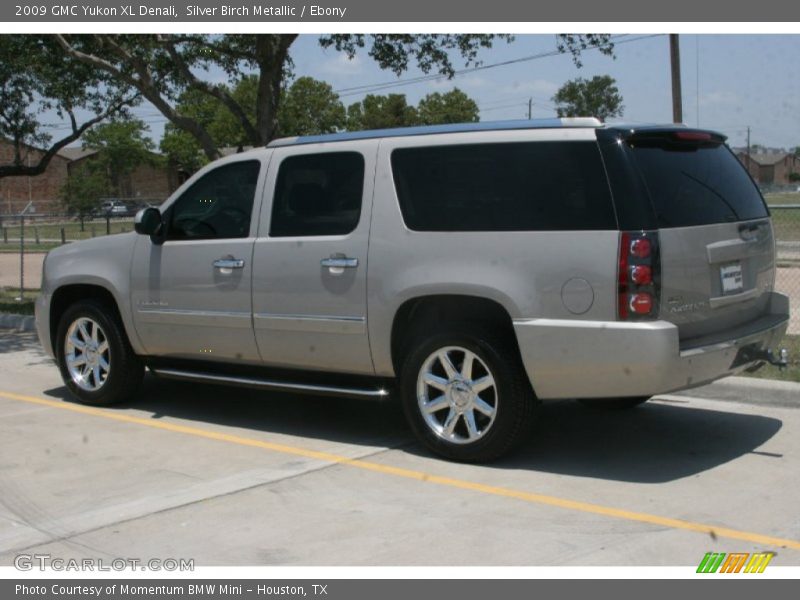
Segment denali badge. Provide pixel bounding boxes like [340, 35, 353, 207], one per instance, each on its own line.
[667, 298, 708, 313]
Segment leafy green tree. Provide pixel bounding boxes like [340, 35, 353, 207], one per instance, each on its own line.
[159, 128, 207, 175]
[160, 76, 346, 173]
[0, 35, 135, 179]
[417, 88, 479, 125]
[345, 88, 481, 131]
[552, 75, 624, 121]
[278, 77, 346, 137]
[60, 168, 110, 229]
[55, 34, 614, 158]
[347, 94, 419, 131]
[81, 119, 158, 197]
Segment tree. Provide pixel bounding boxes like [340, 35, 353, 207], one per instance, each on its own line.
[80, 119, 158, 197]
[417, 88, 479, 125]
[60, 168, 110, 228]
[55, 34, 614, 159]
[0, 36, 136, 179]
[159, 77, 258, 173]
[347, 94, 419, 131]
[159, 76, 347, 173]
[60, 119, 158, 227]
[278, 77, 346, 137]
[552, 75, 624, 121]
[345, 88, 480, 131]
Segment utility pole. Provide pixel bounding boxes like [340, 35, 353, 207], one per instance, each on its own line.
[746, 126, 751, 168]
[669, 34, 683, 124]
[527, 98, 532, 120]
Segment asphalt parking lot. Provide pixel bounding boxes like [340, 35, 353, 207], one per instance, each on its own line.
[1, 327, 799, 567]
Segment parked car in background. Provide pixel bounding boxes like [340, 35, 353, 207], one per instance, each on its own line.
[35, 119, 791, 462]
[92, 200, 136, 218]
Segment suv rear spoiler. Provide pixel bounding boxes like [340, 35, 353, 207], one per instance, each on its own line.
[616, 127, 727, 148]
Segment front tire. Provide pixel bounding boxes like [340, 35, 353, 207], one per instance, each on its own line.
[400, 326, 537, 462]
[56, 299, 144, 406]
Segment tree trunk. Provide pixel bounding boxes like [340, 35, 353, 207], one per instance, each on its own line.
[254, 34, 297, 145]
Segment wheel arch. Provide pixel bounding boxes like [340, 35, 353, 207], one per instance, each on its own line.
[49, 283, 130, 355]
[389, 294, 521, 376]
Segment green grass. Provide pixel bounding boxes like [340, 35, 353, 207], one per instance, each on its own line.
[765, 192, 800, 206]
[741, 334, 800, 383]
[0, 287, 37, 316]
[768, 206, 800, 246]
[0, 244, 60, 253]
[1, 218, 134, 245]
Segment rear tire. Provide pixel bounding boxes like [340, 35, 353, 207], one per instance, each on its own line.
[55, 299, 144, 406]
[399, 325, 537, 462]
[577, 397, 650, 410]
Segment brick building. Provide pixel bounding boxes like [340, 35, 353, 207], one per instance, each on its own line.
[0, 139, 71, 215]
[63, 148, 183, 204]
[735, 151, 800, 186]
[1, 139, 182, 215]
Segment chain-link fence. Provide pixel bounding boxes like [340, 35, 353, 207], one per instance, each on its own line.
[769, 197, 800, 335]
[0, 212, 135, 302]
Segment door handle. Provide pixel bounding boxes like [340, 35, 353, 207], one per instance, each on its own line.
[320, 257, 358, 269]
[213, 258, 245, 269]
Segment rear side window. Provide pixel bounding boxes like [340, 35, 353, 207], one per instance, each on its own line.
[270, 152, 364, 237]
[390, 142, 616, 231]
[629, 143, 768, 227]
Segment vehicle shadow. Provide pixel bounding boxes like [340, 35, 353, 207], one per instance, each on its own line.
[43, 373, 412, 451]
[490, 398, 783, 483]
[42, 378, 783, 484]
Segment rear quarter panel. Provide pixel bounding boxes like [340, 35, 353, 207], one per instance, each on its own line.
[368, 129, 619, 377]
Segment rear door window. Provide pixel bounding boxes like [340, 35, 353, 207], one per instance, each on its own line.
[629, 143, 768, 227]
[390, 141, 616, 231]
[270, 152, 364, 237]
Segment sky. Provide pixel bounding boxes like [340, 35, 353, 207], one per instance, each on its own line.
[58, 34, 800, 151]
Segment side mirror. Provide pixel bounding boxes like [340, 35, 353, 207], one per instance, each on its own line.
[134, 207, 162, 236]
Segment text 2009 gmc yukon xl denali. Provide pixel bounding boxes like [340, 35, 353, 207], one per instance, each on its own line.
[35, 118, 790, 462]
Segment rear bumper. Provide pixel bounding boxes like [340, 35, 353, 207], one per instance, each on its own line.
[513, 292, 790, 400]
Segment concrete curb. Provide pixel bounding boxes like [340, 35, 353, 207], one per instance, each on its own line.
[0, 313, 36, 332]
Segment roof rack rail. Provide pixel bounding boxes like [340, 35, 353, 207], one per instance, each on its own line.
[267, 117, 603, 148]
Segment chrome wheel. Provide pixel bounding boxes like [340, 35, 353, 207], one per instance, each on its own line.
[416, 346, 498, 444]
[64, 317, 110, 392]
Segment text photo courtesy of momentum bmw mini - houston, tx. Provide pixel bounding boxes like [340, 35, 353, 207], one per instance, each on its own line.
[1, 2, 800, 591]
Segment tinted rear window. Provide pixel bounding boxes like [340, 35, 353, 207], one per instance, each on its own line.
[629, 143, 768, 227]
[391, 142, 616, 231]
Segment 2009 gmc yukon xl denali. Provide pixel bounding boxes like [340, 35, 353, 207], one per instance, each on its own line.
[35, 118, 791, 461]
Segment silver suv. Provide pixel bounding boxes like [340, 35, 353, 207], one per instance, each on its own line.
[35, 119, 790, 461]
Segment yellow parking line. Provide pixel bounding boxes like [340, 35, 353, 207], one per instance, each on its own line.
[3, 389, 800, 552]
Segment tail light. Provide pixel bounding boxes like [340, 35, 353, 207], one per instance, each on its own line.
[618, 231, 660, 320]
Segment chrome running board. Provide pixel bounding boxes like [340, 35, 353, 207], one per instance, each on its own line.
[151, 368, 391, 400]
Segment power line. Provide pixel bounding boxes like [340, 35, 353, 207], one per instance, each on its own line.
[335, 34, 664, 98]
